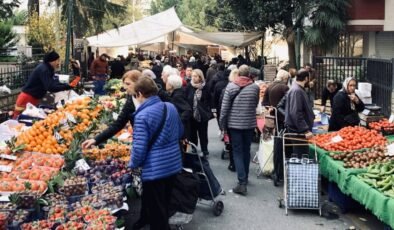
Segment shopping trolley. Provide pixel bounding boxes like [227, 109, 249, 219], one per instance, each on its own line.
[170, 141, 224, 229]
[278, 133, 321, 216]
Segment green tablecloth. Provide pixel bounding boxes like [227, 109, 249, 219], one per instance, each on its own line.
[315, 146, 366, 193]
[312, 135, 394, 228]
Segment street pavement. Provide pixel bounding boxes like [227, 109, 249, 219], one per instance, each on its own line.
[185, 120, 385, 230]
[125, 119, 386, 230]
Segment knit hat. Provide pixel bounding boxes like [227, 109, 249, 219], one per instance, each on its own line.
[44, 51, 60, 63]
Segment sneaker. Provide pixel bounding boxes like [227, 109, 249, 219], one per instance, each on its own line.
[203, 151, 210, 156]
[232, 184, 247, 196]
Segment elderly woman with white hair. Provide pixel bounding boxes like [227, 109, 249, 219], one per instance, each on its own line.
[166, 74, 192, 139]
[262, 69, 290, 131]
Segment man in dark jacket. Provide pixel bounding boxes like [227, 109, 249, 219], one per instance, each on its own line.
[13, 50, 80, 118]
[321, 80, 341, 113]
[212, 68, 230, 122]
[284, 69, 315, 157]
[110, 57, 125, 79]
[205, 60, 218, 84]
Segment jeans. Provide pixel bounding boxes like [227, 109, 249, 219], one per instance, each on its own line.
[229, 128, 254, 185]
[93, 74, 107, 95]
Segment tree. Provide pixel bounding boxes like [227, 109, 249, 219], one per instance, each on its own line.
[0, 0, 20, 20]
[151, 0, 237, 32]
[50, 0, 126, 38]
[304, 0, 350, 54]
[0, 21, 19, 48]
[99, 1, 143, 34]
[27, 11, 66, 57]
[27, 0, 39, 16]
[222, 0, 349, 68]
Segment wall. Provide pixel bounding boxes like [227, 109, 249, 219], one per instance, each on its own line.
[384, 0, 394, 31]
[375, 32, 394, 59]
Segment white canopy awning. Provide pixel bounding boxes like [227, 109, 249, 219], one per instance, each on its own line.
[86, 7, 263, 49]
[86, 7, 183, 47]
[182, 31, 264, 47]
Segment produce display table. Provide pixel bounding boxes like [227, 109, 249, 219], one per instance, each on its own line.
[311, 135, 394, 228]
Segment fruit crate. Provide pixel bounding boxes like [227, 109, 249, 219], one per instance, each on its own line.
[381, 127, 394, 136]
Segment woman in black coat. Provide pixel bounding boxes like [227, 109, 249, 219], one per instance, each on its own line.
[328, 77, 365, 131]
[185, 69, 212, 156]
[166, 74, 192, 140]
[81, 70, 140, 148]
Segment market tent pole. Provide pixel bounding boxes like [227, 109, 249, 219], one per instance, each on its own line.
[64, 0, 73, 73]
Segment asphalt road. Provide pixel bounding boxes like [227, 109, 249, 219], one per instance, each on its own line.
[125, 119, 386, 230]
[185, 120, 385, 230]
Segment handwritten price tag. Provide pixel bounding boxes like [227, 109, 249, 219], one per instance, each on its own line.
[75, 159, 90, 171]
[0, 154, 17, 161]
[54, 131, 63, 141]
[66, 112, 77, 123]
[0, 165, 12, 172]
[331, 135, 343, 143]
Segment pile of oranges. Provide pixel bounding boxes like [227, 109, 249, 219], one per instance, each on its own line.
[15, 97, 103, 154]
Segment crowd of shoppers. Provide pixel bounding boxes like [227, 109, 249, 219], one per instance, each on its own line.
[79, 51, 368, 229]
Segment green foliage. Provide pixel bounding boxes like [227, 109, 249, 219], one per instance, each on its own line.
[11, 10, 28, 25]
[304, 0, 350, 51]
[27, 11, 66, 55]
[100, 1, 143, 33]
[50, 0, 127, 37]
[151, 0, 237, 32]
[0, 0, 20, 20]
[0, 20, 19, 48]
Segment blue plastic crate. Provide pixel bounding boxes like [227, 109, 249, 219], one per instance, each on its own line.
[328, 181, 362, 213]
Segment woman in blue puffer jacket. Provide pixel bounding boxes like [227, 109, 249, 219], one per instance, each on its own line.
[129, 76, 183, 230]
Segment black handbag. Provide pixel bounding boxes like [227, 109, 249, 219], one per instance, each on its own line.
[197, 102, 214, 122]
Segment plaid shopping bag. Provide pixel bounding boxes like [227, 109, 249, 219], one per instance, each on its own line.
[286, 158, 319, 208]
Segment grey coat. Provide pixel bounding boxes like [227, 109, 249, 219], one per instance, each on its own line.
[219, 82, 259, 130]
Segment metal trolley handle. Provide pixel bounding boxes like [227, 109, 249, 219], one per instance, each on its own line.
[283, 133, 318, 162]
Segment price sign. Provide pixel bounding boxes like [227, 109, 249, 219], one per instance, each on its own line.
[389, 114, 394, 123]
[0, 165, 12, 172]
[54, 131, 63, 141]
[66, 112, 77, 123]
[75, 159, 90, 171]
[112, 112, 119, 120]
[0, 154, 17, 161]
[331, 135, 343, 143]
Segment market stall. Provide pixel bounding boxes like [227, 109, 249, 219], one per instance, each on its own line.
[311, 126, 394, 228]
[0, 79, 133, 229]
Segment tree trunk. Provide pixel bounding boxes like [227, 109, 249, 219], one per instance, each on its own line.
[28, 0, 39, 16]
[286, 30, 296, 69]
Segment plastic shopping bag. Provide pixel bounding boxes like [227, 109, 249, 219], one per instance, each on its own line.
[257, 136, 274, 176]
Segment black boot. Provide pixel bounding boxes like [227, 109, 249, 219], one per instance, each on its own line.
[228, 164, 236, 172]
